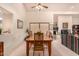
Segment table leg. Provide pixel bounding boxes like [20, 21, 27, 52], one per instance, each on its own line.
[26, 42, 29, 56]
[48, 41, 51, 56]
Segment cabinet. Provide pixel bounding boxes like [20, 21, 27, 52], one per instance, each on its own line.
[0, 42, 4, 56]
[61, 25, 79, 55]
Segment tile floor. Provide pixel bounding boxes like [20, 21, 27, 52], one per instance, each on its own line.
[10, 35, 78, 56]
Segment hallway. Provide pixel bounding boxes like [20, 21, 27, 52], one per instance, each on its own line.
[10, 35, 78, 56]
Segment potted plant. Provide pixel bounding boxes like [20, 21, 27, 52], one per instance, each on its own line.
[0, 28, 2, 35]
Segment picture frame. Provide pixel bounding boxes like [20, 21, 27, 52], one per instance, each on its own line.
[63, 22, 68, 29]
[17, 19, 23, 29]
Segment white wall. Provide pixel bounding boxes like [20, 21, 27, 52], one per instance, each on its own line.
[25, 11, 79, 34]
[0, 3, 27, 55]
[72, 17, 79, 25]
[25, 11, 54, 28]
[58, 16, 72, 33]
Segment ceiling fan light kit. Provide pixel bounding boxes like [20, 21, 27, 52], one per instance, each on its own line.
[35, 5, 43, 9]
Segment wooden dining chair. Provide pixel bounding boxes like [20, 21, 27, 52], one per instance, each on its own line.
[33, 32, 44, 56]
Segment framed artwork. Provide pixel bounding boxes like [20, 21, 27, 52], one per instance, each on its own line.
[17, 19, 23, 29]
[63, 22, 68, 29]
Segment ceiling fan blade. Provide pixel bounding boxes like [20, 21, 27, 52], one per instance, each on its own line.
[42, 5, 48, 8]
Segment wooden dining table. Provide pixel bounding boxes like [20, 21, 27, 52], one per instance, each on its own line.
[26, 36, 53, 56]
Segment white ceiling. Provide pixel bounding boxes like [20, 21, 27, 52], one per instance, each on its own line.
[0, 7, 12, 19]
[23, 3, 79, 12]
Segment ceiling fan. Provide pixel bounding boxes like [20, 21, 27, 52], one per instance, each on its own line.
[31, 3, 48, 11]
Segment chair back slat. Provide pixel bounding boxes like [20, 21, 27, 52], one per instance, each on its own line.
[34, 32, 44, 51]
